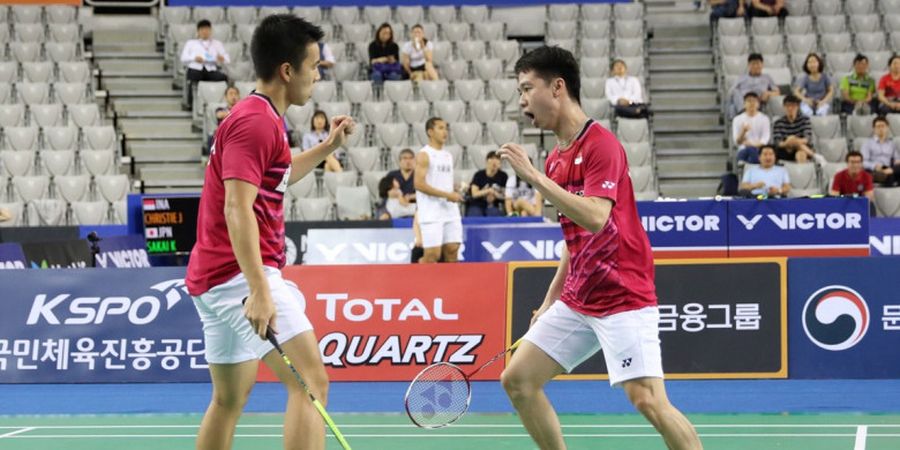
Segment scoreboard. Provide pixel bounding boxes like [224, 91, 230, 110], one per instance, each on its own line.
[142, 195, 200, 255]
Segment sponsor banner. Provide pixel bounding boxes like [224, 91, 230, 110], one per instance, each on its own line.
[21, 239, 92, 269]
[728, 198, 869, 257]
[788, 257, 900, 378]
[0, 267, 209, 383]
[274, 263, 508, 381]
[94, 235, 152, 269]
[464, 224, 564, 262]
[305, 228, 418, 264]
[0, 243, 27, 269]
[285, 220, 391, 265]
[507, 259, 787, 379]
[637, 200, 728, 258]
[869, 218, 900, 256]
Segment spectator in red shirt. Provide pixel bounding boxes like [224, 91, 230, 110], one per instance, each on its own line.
[877, 55, 900, 115]
[830, 151, 874, 201]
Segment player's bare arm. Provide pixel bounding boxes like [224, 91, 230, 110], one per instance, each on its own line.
[499, 142, 613, 233]
[288, 115, 355, 184]
[414, 150, 463, 202]
[224, 178, 275, 339]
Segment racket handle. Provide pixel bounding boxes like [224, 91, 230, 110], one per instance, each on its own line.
[241, 297, 282, 351]
[510, 339, 523, 351]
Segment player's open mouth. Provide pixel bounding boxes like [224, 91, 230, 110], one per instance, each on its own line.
[524, 112, 535, 124]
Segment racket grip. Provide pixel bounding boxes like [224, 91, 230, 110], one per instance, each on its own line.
[241, 297, 282, 351]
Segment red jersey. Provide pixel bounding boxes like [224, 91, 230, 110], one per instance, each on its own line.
[879, 73, 900, 100]
[545, 120, 657, 318]
[186, 93, 292, 296]
[832, 169, 873, 196]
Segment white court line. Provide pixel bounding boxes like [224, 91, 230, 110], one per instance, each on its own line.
[0, 424, 898, 429]
[855, 425, 868, 450]
[6, 433, 900, 439]
[0, 427, 34, 439]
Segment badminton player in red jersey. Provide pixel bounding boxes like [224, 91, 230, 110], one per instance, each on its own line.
[185, 15, 355, 450]
[498, 47, 702, 450]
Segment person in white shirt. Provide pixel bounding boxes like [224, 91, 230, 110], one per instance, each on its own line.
[739, 145, 791, 197]
[181, 20, 230, 107]
[731, 92, 771, 164]
[414, 117, 463, 263]
[318, 41, 336, 80]
[605, 59, 650, 118]
[401, 24, 439, 82]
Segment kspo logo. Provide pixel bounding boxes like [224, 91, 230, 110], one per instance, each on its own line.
[737, 213, 863, 231]
[803, 285, 870, 351]
[26, 279, 189, 325]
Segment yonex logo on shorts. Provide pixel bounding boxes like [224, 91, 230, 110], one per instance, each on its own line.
[621, 358, 632, 368]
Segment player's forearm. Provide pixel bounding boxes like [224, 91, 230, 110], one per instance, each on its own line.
[533, 174, 609, 233]
[289, 141, 335, 184]
[224, 203, 268, 293]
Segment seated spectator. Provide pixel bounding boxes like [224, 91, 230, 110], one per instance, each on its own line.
[773, 95, 817, 164]
[749, 0, 787, 18]
[369, 23, 403, 83]
[728, 53, 781, 118]
[181, 20, 230, 108]
[861, 116, 900, 186]
[505, 172, 542, 217]
[318, 41, 336, 80]
[467, 151, 508, 216]
[376, 175, 417, 220]
[840, 54, 877, 115]
[215, 85, 241, 124]
[830, 151, 875, 202]
[387, 148, 417, 201]
[732, 92, 771, 163]
[740, 145, 792, 197]
[877, 55, 900, 116]
[605, 59, 651, 119]
[401, 24, 439, 82]
[709, 0, 745, 24]
[793, 53, 833, 117]
[302, 110, 343, 172]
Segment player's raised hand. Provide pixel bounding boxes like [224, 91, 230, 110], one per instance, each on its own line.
[325, 115, 356, 151]
[499, 143, 539, 184]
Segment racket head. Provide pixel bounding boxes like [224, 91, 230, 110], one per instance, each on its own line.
[404, 362, 471, 429]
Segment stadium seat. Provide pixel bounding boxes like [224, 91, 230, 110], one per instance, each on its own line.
[783, 162, 818, 192]
[548, 3, 579, 21]
[96, 174, 129, 203]
[18, 82, 50, 105]
[816, 16, 847, 34]
[784, 17, 813, 36]
[821, 33, 853, 54]
[4, 126, 39, 151]
[810, 115, 841, 141]
[192, 7, 225, 23]
[881, 0, 900, 14]
[10, 43, 41, 63]
[616, 118, 650, 143]
[488, 79, 518, 105]
[487, 121, 518, 146]
[850, 15, 882, 34]
[581, 77, 606, 99]
[438, 60, 468, 81]
[458, 40, 486, 61]
[466, 144, 494, 170]
[856, 33, 887, 53]
[753, 35, 784, 55]
[82, 126, 117, 152]
[43, 125, 78, 150]
[547, 21, 577, 40]
[12, 175, 50, 203]
[582, 57, 609, 78]
[817, 138, 848, 162]
[27, 198, 66, 226]
[71, 200, 108, 225]
[1, 151, 35, 177]
[384, 80, 413, 103]
[46, 5, 77, 24]
[582, 3, 611, 21]
[397, 6, 425, 26]
[332, 61, 360, 82]
[474, 22, 504, 41]
[615, 20, 644, 39]
[285, 104, 314, 136]
[0, 62, 17, 84]
[411, 123, 429, 146]
[460, 5, 489, 24]
[784, 0, 810, 15]
[41, 150, 75, 176]
[875, 188, 900, 217]
[582, 98, 611, 120]
[474, 59, 503, 81]
[751, 17, 780, 37]
[57, 62, 91, 84]
[454, 79, 485, 102]
[812, 0, 842, 16]
[582, 21, 611, 39]
[323, 171, 358, 200]
[0, 104, 26, 127]
[296, 197, 332, 221]
[628, 165, 655, 193]
[428, 5, 457, 24]
[11, 5, 42, 24]
[720, 35, 750, 56]
[346, 146, 381, 172]
[471, 100, 502, 123]
[342, 80, 374, 105]
[375, 123, 409, 148]
[288, 172, 317, 199]
[292, 6, 322, 22]
[397, 101, 429, 125]
[546, 38, 576, 54]
[46, 42, 78, 63]
[317, 102, 352, 121]
[14, 24, 45, 43]
[431, 41, 452, 67]
[30, 104, 64, 127]
[361, 101, 393, 125]
[227, 6, 257, 25]
[366, 6, 392, 25]
[336, 185, 372, 220]
[54, 82, 88, 105]
[68, 104, 102, 127]
[342, 24, 372, 43]
[441, 23, 470, 42]
[613, 3, 643, 21]
[623, 142, 652, 167]
[821, 162, 847, 192]
[450, 122, 482, 146]
[311, 80, 337, 104]
[81, 150, 115, 176]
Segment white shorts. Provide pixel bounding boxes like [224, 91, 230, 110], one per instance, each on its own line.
[523, 302, 664, 387]
[420, 218, 462, 248]
[191, 266, 314, 364]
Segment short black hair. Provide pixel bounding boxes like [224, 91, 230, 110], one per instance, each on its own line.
[426, 117, 444, 131]
[399, 148, 415, 159]
[873, 115, 889, 127]
[197, 19, 212, 29]
[486, 151, 500, 161]
[854, 53, 869, 64]
[251, 14, 324, 82]
[748, 53, 764, 63]
[514, 46, 581, 105]
[760, 144, 776, 154]
[803, 53, 825, 74]
[846, 150, 864, 162]
[743, 91, 760, 101]
[783, 94, 802, 105]
[890, 54, 900, 67]
[311, 110, 330, 132]
[378, 175, 395, 200]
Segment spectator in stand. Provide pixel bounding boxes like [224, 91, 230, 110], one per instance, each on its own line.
[794, 53, 834, 117]
[387, 148, 417, 201]
[369, 23, 403, 84]
[773, 95, 817, 164]
[375, 175, 417, 220]
[877, 54, 900, 116]
[709, 0, 745, 24]
[401, 24, 439, 82]
[749, 0, 787, 18]
[732, 92, 771, 163]
[740, 145, 792, 197]
[505, 171, 542, 217]
[181, 20, 230, 108]
[467, 151, 509, 216]
[729, 53, 780, 119]
[215, 85, 241, 124]
[302, 110, 343, 172]
[861, 116, 900, 186]
[318, 41, 336, 80]
[605, 59, 651, 119]
[830, 151, 875, 202]
[840, 54, 877, 115]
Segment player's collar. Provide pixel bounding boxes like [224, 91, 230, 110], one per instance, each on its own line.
[250, 91, 281, 117]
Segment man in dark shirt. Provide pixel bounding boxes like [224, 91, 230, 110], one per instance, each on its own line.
[467, 151, 509, 216]
[386, 148, 416, 201]
[773, 95, 816, 164]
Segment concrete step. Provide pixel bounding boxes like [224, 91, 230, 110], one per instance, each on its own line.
[139, 166, 205, 181]
[653, 112, 722, 129]
[655, 124, 723, 134]
[656, 147, 729, 158]
[97, 59, 166, 74]
[93, 51, 164, 60]
[653, 104, 721, 113]
[649, 47, 712, 56]
[128, 140, 203, 159]
[103, 77, 175, 92]
[649, 72, 717, 88]
[657, 156, 729, 175]
[651, 91, 719, 107]
[649, 53, 713, 68]
[659, 180, 720, 199]
[107, 89, 181, 98]
[125, 130, 202, 140]
[119, 118, 195, 135]
[113, 97, 184, 113]
[118, 110, 192, 119]
[649, 21, 710, 37]
[656, 134, 726, 150]
[93, 29, 157, 46]
[650, 37, 711, 52]
[649, 63, 715, 72]
[93, 42, 158, 54]
[142, 185, 203, 194]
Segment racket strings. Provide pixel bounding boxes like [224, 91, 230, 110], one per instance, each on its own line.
[405, 364, 470, 428]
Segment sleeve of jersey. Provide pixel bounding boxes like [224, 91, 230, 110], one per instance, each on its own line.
[582, 132, 624, 204]
[221, 116, 271, 187]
